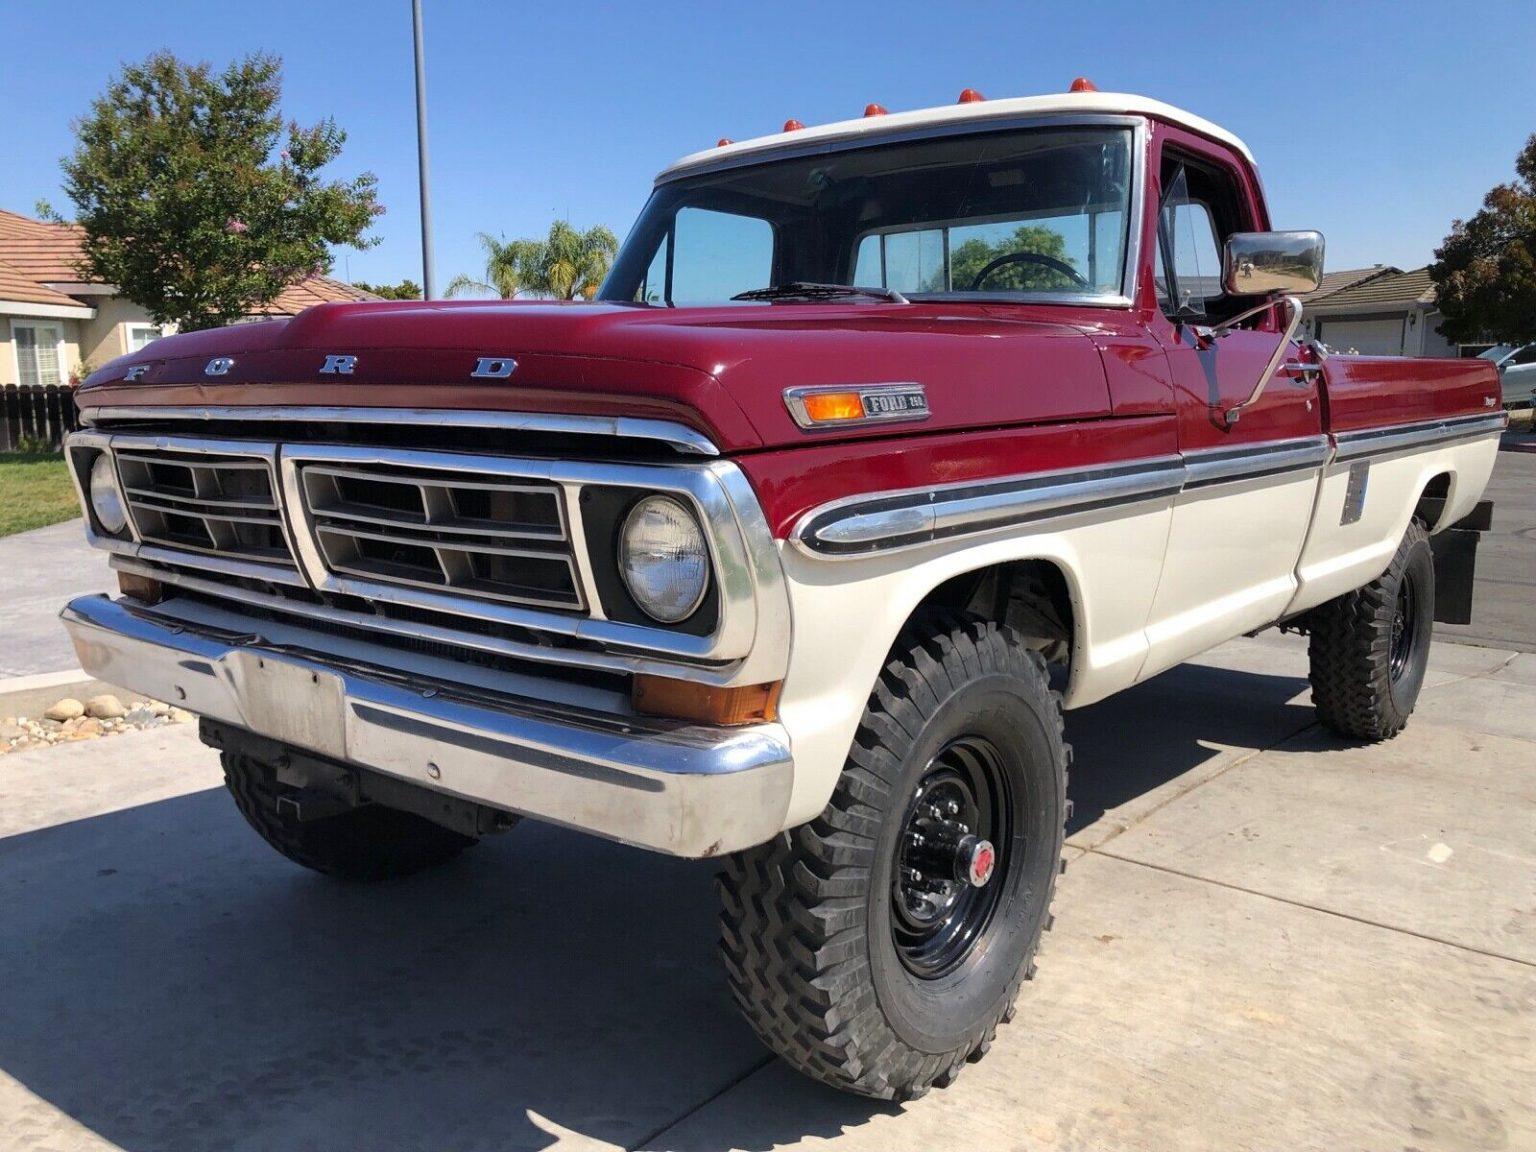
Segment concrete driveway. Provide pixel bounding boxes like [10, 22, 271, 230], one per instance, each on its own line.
[1, 631, 1531, 1152]
[0, 519, 112, 678]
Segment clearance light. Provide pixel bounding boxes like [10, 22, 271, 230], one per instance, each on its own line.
[958, 88, 985, 104]
[783, 383, 930, 429]
[800, 391, 865, 424]
[717, 137, 733, 147]
[633, 675, 782, 727]
[783, 118, 805, 132]
[864, 103, 888, 117]
[1070, 76, 1099, 92]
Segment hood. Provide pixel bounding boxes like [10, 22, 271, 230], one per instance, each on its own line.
[80, 299, 1112, 453]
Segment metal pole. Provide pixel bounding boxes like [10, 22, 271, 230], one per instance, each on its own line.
[411, 0, 436, 299]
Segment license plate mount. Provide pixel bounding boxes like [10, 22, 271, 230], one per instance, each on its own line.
[227, 651, 347, 759]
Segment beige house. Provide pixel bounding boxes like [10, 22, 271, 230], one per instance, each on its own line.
[0, 207, 377, 388]
[1298, 264, 1459, 358]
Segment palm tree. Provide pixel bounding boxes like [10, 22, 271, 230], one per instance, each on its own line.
[445, 233, 540, 299]
[445, 222, 619, 301]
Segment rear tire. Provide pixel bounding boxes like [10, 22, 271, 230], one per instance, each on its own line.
[1307, 520, 1435, 741]
[717, 612, 1069, 1099]
[223, 749, 479, 881]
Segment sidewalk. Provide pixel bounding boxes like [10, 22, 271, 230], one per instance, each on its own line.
[0, 631, 1530, 1151]
[0, 519, 111, 678]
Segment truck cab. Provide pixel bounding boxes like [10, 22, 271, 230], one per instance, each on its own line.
[61, 84, 1504, 1101]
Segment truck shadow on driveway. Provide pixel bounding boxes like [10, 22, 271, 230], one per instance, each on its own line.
[0, 661, 1312, 1151]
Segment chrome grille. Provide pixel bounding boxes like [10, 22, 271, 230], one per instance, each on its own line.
[298, 463, 582, 611]
[116, 449, 295, 569]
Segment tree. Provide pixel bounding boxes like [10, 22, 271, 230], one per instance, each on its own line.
[944, 226, 1075, 292]
[445, 234, 542, 299]
[59, 51, 381, 331]
[353, 279, 422, 300]
[1430, 133, 1536, 346]
[446, 221, 619, 301]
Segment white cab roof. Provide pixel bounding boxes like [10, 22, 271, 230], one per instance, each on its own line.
[659, 91, 1255, 181]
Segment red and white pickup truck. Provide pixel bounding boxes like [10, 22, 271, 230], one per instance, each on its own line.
[62, 85, 1503, 1099]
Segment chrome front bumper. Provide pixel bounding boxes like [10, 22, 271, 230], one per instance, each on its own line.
[60, 595, 794, 857]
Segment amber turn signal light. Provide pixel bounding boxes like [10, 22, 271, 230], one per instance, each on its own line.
[117, 571, 166, 604]
[632, 676, 782, 726]
[798, 391, 865, 424]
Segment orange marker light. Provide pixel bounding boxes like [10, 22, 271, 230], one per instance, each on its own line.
[958, 88, 985, 104]
[800, 391, 866, 423]
[864, 103, 888, 117]
[717, 137, 733, 147]
[1069, 76, 1099, 93]
[783, 118, 805, 132]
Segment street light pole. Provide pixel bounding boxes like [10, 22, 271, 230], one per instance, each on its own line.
[411, 0, 437, 299]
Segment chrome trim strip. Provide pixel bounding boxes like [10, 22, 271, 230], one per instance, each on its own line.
[60, 594, 793, 857]
[1182, 435, 1331, 489]
[793, 455, 1185, 558]
[1332, 413, 1507, 463]
[792, 415, 1502, 559]
[79, 406, 722, 457]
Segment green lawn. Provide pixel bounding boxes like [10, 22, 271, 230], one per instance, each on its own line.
[0, 452, 81, 537]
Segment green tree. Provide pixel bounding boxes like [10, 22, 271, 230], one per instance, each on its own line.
[944, 226, 1075, 292]
[446, 221, 619, 301]
[1430, 133, 1536, 346]
[352, 279, 422, 300]
[445, 233, 543, 299]
[58, 51, 381, 331]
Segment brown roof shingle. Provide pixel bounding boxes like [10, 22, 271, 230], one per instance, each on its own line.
[0, 258, 86, 308]
[1299, 265, 1396, 303]
[0, 208, 88, 282]
[1309, 266, 1437, 311]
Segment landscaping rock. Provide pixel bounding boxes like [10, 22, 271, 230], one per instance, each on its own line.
[86, 694, 127, 720]
[43, 698, 85, 722]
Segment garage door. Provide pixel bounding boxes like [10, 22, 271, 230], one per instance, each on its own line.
[1322, 317, 1404, 356]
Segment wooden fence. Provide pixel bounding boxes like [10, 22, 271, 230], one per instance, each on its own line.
[1, 384, 79, 452]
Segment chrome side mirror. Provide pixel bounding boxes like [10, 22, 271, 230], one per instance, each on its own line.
[1222, 231, 1325, 297]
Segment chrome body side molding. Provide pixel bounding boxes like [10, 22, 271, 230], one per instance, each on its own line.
[79, 405, 722, 458]
[59, 595, 793, 857]
[1331, 413, 1508, 463]
[792, 415, 1503, 559]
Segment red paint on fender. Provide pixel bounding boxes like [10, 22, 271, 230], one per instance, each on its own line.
[1320, 354, 1500, 431]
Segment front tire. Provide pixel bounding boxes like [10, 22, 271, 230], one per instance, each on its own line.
[718, 613, 1069, 1099]
[1308, 520, 1435, 741]
[223, 750, 480, 881]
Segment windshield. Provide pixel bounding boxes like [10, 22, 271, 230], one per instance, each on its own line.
[1478, 345, 1515, 363]
[599, 126, 1135, 306]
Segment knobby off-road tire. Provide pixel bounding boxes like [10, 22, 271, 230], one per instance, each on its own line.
[1308, 520, 1435, 742]
[718, 612, 1070, 1099]
[223, 750, 479, 881]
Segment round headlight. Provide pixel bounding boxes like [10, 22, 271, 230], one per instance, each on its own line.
[89, 453, 129, 535]
[619, 496, 710, 623]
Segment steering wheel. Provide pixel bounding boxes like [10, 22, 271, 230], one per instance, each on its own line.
[967, 251, 1090, 291]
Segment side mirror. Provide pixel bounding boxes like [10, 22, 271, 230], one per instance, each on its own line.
[1222, 231, 1325, 297]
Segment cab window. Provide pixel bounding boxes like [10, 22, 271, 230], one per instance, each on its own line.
[1155, 150, 1250, 322]
[637, 207, 774, 304]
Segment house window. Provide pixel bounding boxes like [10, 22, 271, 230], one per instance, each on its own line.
[125, 324, 163, 354]
[11, 321, 65, 387]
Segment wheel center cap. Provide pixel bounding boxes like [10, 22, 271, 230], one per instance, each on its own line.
[964, 837, 996, 887]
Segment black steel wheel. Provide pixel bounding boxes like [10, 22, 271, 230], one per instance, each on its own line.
[891, 738, 1010, 979]
[1309, 520, 1435, 742]
[718, 611, 1069, 1100]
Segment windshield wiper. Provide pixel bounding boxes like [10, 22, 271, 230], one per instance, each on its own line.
[731, 282, 909, 304]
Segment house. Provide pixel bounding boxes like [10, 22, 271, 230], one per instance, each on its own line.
[1298, 264, 1460, 358]
[0, 207, 378, 389]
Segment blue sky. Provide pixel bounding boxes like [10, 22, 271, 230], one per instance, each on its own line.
[3, 1, 1531, 290]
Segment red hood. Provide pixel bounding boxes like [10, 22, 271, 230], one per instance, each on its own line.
[79, 299, 1112, 453]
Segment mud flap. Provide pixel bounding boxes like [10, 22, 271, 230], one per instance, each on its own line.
[1428, 500, 1493, 625]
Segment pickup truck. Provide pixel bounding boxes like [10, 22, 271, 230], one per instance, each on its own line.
[61, 84, 1504, 1101]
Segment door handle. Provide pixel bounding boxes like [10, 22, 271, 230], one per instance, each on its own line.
[1281, 361, 1324, 380]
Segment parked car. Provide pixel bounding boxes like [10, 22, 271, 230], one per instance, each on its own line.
[60, 83, 1503, 1101]
[1479, 343, 1536, 409]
